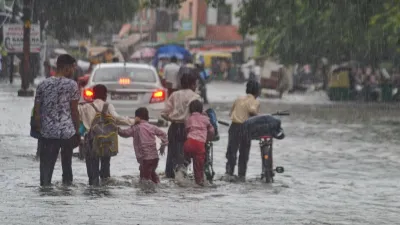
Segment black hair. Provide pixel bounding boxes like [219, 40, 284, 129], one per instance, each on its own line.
[180, 69, 198, 89]
[170, 56, 178, 63]
[56, 54, 76, 69]
[112, 57, 119, 62]
[93, 84, 108, 100]
[135, 107, 149, 121]
[185, 57, 193, 64]
[246, 80, 261, 97]
[189, 100, 203, 114]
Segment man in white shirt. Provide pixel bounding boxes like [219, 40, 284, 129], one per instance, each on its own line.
[163, 56, 181, 97]
[161, 73, 201, 179]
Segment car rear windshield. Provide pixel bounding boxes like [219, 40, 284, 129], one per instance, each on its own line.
[93, 67, 157, 83]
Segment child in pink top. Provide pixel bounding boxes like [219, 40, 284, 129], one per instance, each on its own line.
[183, 100, 215, 186]
[118, 107, 168, 184]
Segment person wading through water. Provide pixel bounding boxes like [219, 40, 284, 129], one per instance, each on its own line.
[78, 84, 133, 185]
[224, 80, 261, 182]
[33, 54, 81, 186]
[161, 72, 201, 179]
[163, 56, 180, 97]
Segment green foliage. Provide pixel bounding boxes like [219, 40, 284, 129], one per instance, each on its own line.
[237, 0, 399, 65]
[33, 0, 139, 43]
[143, 0, 224, 8]
[30, 0, 223, 42]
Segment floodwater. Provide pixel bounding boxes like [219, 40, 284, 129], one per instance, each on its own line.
[1, 81, 399, 225]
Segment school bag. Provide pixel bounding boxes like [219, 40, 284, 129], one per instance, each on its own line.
[87, 103, 119, 157]
[205, 108, 219, 141]
[242, 115, 285, 140]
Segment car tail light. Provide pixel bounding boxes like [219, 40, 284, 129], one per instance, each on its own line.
[150, 90, 166, 103]
[119, 78, 131, 85]
[83, 88, 94, 102]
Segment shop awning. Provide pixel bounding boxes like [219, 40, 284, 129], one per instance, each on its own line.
[115, 33, 149, 51]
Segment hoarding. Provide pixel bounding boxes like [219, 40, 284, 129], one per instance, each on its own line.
[3, 24, 41, 53]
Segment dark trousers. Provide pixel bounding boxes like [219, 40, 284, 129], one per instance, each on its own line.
[165, 122, 187, 178]
[140, 158, 160, 183]
[225, 123, 251, 177]
[184, 138, 206, 185]
[40, 138, 74, 186]
[86, 156, 111, 186]
[36, 139, 42, 158]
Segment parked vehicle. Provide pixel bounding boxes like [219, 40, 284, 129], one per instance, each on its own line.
[81, 63, 167, 121]
[327, 65, 397, 102]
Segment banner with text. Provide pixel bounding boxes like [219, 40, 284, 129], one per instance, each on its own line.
[3, 24, 41, 53]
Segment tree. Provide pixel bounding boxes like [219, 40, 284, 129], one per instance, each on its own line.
[142, 0, 224, 8]
[31, 0, 223, 43]
[236, 0, 392, 65]
[32, 0, 140, 43]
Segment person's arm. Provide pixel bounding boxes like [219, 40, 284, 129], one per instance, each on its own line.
[153, 126, 168, 147]
[33, 84, 42, 129]
[70, 82, 80, 134]
[163, 66, 169, 81]
[185, 117, 192, 134]
[229, 99, 237, 117]
[108, 104, 131, 125]
[118, 125, 135, 138]
[153, 125, 168, 155]
[248, 99, 260, 117]
[161, 93, 174, 121]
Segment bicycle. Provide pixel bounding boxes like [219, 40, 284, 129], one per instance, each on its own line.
[258, 111, 289, 183]
[204, 141, 215, 183]
[218, 110, 289, 183]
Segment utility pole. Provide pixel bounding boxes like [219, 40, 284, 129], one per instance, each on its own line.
[18, 0, 34, 97]
[9, 0, 18, 84]
[139, 0, 143, 61]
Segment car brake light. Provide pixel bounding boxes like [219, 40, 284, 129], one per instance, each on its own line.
[150, 90, 165, 103]
[83, 88, 94, 102]
[119, 78, 131, 85]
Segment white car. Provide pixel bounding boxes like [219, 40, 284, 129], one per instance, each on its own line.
[80, 63, 167, 124]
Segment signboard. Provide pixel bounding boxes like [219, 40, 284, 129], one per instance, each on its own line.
[3, 24, 41, 53]
[157, 32, 178, 44]
[177, 19, 193, 41]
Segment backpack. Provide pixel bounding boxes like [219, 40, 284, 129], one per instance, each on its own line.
[88, 103, 119, 157]
[205, 108, 219, 141]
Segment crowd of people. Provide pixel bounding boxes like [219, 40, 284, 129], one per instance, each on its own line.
[32, 54, 264, 190]
[349, 65, 400, 100]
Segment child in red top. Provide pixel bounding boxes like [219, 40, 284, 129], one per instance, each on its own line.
[184, 100, 215, 186]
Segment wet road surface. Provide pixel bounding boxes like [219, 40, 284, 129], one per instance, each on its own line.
[1, 82, 399, 225]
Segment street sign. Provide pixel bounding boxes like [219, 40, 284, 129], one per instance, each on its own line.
[3, 23, 41, 53]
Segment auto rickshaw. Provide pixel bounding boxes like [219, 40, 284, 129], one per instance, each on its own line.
[328, 65, 396, 102]
[327, 66, 352, 101]
[194, 51, 232, 80]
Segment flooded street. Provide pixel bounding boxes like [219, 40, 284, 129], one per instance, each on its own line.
[1, 82, 399, 225]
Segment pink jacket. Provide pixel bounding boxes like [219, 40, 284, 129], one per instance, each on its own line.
[185, 112, 215, 143]
[118, 121, 168, 162]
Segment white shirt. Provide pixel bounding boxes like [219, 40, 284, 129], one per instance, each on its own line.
[161, 89, 202, 121]
[78, 99, 133, 130]
[164, 63, 181, 89]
